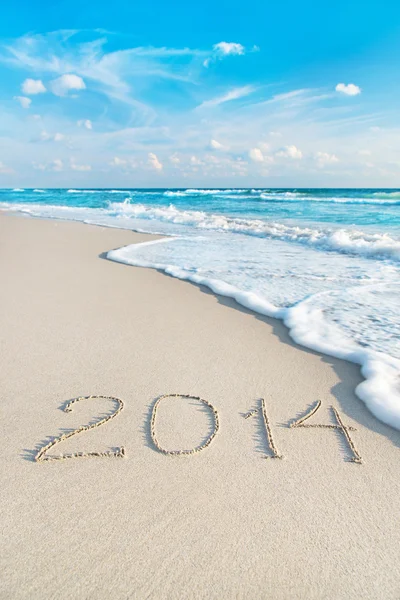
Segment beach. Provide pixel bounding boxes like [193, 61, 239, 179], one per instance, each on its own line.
[1, 212, 400, 599]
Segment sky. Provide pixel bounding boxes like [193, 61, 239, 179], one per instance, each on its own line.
[1, 0, 400, 187]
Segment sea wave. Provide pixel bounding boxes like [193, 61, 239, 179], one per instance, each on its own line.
[372, 191, 400, 199]
[108, 237, 400, 431]
[67, 189, 100, 193]
[163, 191, 188, 197]
[108, 201, 400, 262]
[164, 188, 248, 197]
[258, 192, 400, 205]
[163, 188, 400, 205]
[3, 197, 400, 262]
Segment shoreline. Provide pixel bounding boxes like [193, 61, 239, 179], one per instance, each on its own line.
[1, 212, 400, 599]
[103, 216, 400, 434]
[5, 206, 400, 433]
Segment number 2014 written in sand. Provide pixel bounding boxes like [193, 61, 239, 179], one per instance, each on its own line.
[34, 394, 363, 464]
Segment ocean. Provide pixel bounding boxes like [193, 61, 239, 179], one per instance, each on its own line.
[1, 187, 399, 429]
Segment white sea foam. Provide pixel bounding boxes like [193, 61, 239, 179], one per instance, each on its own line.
[106, 201, 400, 263]
[163, 191, 187, 197]
[5, 198, 400, 263]
[108, 237, 400, 431]
[259, 192, 400, 205]
[164, 188, 248, 197]
[67, 189, 99, 193]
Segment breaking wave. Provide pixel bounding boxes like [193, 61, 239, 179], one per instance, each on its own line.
[108, 201, 400, 263]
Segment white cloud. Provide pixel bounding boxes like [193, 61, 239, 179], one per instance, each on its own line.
[249, 148, 265, 163]
[276, 145, 303, 159]
[210, 139, 224, 150]
[204, 41, 254, 67]
[198, 86, 255, 109]
[213, 42, 245, 56]
[258, 142, 270, 152]
[22, 78, 46, 95]
[109, 156, 139, 169]
[0, 161, 13, 174]
[70, 159, 91, 171]
[77, 119, 92, 130]
[148, 152, 162, 170]
[33, 158, 63, 171]
[110, 156, 127, 167]
[315, 151, 339, 166]
[335, 83, 361, 96]
[52, 159, 63, 171]
[50, 74, 86, 96]
[32, 162, 46, 170]
[14, 95, 31, 108]
[37, 130, 64, 142]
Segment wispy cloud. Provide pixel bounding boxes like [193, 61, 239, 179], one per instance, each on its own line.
[209, 139, 224, 150]
[1, 32, 251, 110]
[1, 32, 191, 118]
[197, 85, 256, 109]
[13, 95, 31, 108]
[148, 152, 163, 170]
[33, 158, 63, 171]
[110, 156, 128, 167]
[0, 161, 13, 174]
[77, 119, 92, 130]
[70, 158, 91, 171]
[314, 151, 339, 166]
[34, 130, 65, 142]
[267, 89, 309, 103]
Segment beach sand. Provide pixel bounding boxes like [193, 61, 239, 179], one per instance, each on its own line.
[1, 213, 399, 599]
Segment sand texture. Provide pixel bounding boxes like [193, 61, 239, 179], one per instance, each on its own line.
[0, 214, 399, 599]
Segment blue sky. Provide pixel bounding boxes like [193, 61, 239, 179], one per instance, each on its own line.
[1, 0, 400, 187]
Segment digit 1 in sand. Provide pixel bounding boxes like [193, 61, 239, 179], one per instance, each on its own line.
[261, 398, 284, 459]
[244, 398, 284, 460]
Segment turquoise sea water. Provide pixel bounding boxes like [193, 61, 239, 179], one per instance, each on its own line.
[1, 187, 400, 428]
[3, 187, 400, 227]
